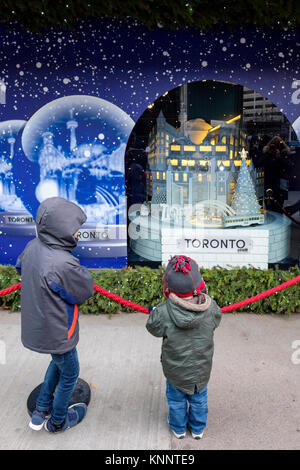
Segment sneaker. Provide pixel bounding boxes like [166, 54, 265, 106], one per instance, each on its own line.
[29, 410, 51, 431]
[171, 429, 186, 439]
[44, 403, 87, 433]
[191, 431, 204, 440]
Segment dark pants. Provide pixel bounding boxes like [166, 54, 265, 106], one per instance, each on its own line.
[166, 380, 208, 435]
[36, 348, 79, 425]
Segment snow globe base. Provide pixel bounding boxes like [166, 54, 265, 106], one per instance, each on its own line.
[27, 378, 91, 417]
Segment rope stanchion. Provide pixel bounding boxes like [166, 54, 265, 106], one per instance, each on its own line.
[0, 276, 299, 314]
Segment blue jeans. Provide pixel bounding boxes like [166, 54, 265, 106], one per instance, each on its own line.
[36, 348, 80, 425]
[166, 380, 208, 435]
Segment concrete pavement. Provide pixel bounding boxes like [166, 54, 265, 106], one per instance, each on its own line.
[0, 311, 300, 450]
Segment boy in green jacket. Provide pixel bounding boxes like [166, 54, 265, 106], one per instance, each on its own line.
[146, 255, 222, 440]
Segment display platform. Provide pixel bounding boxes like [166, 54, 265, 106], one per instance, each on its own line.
[129, 209, 291, 269]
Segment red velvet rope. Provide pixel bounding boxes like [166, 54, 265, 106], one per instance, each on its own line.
[0, 282, 22, 297]
[0, 276, 299, 314]
[93, 284, 149, 314]
[220, 275, 300, 313]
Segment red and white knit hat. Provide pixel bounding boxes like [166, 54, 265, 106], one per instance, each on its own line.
[163, 255, 207, 298]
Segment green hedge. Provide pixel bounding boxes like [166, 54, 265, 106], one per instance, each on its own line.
[0, 264, 299, 315]
[2, 1, 300, 33]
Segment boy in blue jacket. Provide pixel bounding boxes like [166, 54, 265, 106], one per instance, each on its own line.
[16, 197, 95, 433]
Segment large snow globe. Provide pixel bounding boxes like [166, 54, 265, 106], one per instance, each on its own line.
[0, 120, 35, 264]
[10, 95, 135, 267]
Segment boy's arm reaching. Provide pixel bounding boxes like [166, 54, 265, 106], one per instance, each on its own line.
[212, 301, 222, 329]
[16, 239, 35, 275]
[47, 258, 95, 305]
[15, 250, 25, 275]
[146, 304, 166, 338]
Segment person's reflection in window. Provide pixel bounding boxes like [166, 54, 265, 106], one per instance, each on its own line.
[257, 135, 292, 211]
[127, 163, 146, 207]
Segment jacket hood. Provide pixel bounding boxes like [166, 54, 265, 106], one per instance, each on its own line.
[168, 293, 212, 329]
[35, 197, 87, 250]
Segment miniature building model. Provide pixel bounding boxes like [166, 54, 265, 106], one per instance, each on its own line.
[146, 85, 264, 228]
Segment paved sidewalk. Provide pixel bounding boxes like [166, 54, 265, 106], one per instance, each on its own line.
[0, 311, 300, 450]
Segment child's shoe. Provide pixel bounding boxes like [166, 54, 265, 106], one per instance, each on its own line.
[191, 431, 204, 440]
[29, 409, 51, 431]
[171, 429, 186, 439]
[44, 403, 87, 433]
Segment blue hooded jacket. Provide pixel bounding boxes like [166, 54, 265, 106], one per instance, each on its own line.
[16, 197, 95, 354]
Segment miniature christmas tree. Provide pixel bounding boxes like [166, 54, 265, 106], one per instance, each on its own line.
[223, 148, 264, 227]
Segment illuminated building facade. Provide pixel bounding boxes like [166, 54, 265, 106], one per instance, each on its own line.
[146, 85, 264, 227]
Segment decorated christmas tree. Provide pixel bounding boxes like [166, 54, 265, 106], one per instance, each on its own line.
[223, 148, 264, 227]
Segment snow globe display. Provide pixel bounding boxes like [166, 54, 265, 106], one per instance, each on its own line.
[7, 95, 134, 267]
[0, 120, 36, 264]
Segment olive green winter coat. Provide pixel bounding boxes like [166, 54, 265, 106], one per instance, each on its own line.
[146, 293, 222, 394]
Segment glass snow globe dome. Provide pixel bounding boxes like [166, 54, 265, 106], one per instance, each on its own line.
[14, 94, 135, 222]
